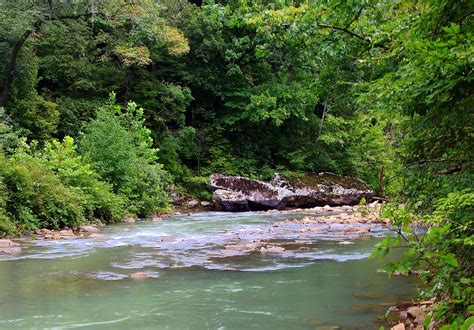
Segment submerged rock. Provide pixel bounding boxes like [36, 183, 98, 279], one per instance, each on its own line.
[209, 172, 373, 211]
[260, 246, 286, 253]
[130, 272, 149, 280]
[87, 233, 107, 238]
[160, 235, 176, 243]
[0, 239, 21, 254]
[152, 215, 162, 222]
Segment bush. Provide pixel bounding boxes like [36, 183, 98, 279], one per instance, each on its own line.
[0, 177, 15, 236]
[38, 136, 125, 223]
[182, 176, 212, 201]
[80, 94, 170, 216]
[0, 154, 85, 231]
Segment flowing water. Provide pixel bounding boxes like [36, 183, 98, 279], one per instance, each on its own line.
[0, 211, 416, 329]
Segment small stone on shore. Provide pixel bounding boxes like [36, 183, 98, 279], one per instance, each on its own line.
[200, 201, 211, 207]
[391, 323, 405, 330]
[187, 200, 200, 208]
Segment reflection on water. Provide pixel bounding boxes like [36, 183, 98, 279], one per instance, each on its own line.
[0, 211, 416, 329]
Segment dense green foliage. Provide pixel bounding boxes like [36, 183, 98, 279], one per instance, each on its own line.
[80, 94, 170, 216]
[0, 0, 472, 325]
[364, 1, 474, 327]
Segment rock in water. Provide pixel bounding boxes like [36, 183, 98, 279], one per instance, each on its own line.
[0, 239, 21, 254]
[260, 246, 286, 253]
[79, 225, 99, 233]
[88, 233, 107, 238]
[209, 172, 373, 211]
[130, 272, 149, 280]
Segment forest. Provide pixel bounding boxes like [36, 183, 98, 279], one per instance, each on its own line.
[0, 0, 472, 328]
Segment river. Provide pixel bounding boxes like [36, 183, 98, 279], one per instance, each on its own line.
[0, 210, 416, 329]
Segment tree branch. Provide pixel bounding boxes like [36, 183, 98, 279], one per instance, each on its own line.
[316, 23, 366, 41]
[386, 158, 458, 181]
[344, 6, 364, 29]
[435, 163, 464, 175]
[311, 22, 389, 50]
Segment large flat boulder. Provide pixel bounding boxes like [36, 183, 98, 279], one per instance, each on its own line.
[273, 172, 373, 208]
[210, 174, 292, 211]
[210, 173, 373, 211]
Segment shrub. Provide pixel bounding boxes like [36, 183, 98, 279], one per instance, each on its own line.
[80, 94, 170, 216]
[0, 154, 85, 231]
[0, 177, 15, 236]
[182, 176, 212, 201]
[38, 136, 125, 223]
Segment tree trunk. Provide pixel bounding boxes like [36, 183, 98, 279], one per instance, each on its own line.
[317, 96, 330, 137]
[0, 20, 42, 108]
[376, 165, 384, 196]
[123, 68, 132, 105]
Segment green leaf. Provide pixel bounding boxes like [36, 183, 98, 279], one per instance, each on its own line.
[461, 316, 474, 330]
[445, 254, 459, 267]
[423, 315, 432, 328]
